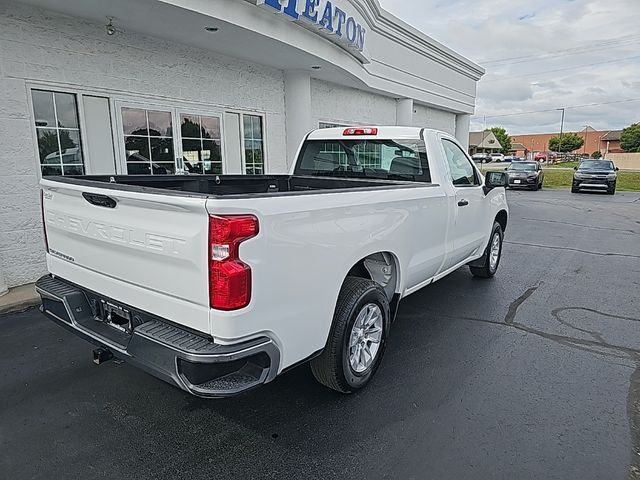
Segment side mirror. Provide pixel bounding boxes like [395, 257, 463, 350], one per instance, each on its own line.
[615, 167, 619, 171]
[504, 167, 508, 171]
[574, 166, 578, 170]
[484, 171, 507, 194]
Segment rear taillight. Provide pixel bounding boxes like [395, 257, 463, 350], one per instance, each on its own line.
[40, 189, 49, 253]
[209, 215, 259, 310]
[343, 127, 378, 136]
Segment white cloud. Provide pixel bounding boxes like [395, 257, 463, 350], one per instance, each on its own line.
[379, 0, 640, 133]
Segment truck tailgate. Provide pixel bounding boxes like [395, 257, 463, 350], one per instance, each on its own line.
[41, 179, 211, 334]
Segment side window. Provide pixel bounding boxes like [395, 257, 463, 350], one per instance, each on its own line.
[442, 139, 480, 186]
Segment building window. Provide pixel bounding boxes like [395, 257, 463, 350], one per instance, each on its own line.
[121, 107, 175, 175]
[243, 114, 264, 175]
[32, 90, 84, 176]
[180, 113, 222, 174]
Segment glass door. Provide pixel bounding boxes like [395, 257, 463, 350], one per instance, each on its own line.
[178, 112, 223, 174]
[120, 106, 176, 175]
[116, 102, 226, 175]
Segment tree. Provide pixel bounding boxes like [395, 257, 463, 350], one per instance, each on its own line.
[549, 132, 584, 153]
[620, 123, 640, 152]
[591, 151, 602, 159]
[489, 127, 512, 155]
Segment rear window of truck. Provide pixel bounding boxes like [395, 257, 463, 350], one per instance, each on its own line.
[295, 139, 431, 183]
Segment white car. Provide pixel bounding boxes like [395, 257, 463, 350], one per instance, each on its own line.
[490, 153, 505, 162]
[37, 126, 509, 398]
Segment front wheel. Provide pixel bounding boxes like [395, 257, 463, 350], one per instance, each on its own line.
[607, 182, 616, 195]
[469, 222, 503, 278]
[311, 277, 390, 393]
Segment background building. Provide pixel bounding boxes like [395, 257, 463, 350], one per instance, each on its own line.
[0, 0, 484, 289]
[468, 130, 502, 155]
[511, 127, 623, 157]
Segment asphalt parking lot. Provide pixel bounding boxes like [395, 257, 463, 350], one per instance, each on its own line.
[1, 189, 640, 480]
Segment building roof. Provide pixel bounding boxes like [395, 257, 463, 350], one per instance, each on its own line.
[469, 131, 503, 149]
[601, 130, 622, 141]
[510, 142, 526, 150]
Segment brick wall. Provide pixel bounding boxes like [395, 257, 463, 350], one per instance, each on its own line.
[511, 131, 610, 155]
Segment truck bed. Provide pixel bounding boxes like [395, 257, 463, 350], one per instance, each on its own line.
[51, 174, 424, 198]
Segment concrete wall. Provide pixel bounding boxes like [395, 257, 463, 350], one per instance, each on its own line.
[0, 1, 287, 287]
[605, 153, 640, 171]
[413, 104, 456, 135]
[310, 79, 458, 136]
[310, 79, 397, 128]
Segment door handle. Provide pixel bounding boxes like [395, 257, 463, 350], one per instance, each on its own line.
[458, 199, 469, 207]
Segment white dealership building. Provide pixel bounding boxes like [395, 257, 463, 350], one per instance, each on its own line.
[0, 0, 483, 291]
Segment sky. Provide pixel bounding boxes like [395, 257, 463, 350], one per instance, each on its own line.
[378, 0, 640, 134]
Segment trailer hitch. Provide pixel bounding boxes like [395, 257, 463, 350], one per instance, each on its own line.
[93, 347, 113, 365]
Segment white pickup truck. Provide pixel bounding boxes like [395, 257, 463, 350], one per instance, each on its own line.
[37, 126, 509, 398]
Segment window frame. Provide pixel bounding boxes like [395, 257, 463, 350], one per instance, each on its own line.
[441, 137, 482, 188]
[178, 111, 224, 175]
[118, 104, 177, 175]
[224, 109, 268, 175]
[27, 85, 93, 178]
[241, 114, 265, 175]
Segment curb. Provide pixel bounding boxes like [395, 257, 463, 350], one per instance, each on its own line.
[0, 284, 41, 315]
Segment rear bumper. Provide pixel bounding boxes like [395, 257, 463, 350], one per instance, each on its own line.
[35, 275, 280, 398]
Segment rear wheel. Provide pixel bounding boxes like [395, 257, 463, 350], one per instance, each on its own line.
[311, 277, 390, 393]
[469, 222, 503, 279]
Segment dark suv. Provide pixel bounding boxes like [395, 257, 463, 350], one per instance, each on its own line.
[505, 161, 544, 190]
[572, 160, 619, 195]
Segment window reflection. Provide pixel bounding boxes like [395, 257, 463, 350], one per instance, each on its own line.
[180, 113, 222, 174]
[243, 115, 263, 175]
[32, 90, 84, 176]
[122, 107, 174, 175]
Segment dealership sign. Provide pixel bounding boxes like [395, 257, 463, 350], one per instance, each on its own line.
[256, 0, 369, 62]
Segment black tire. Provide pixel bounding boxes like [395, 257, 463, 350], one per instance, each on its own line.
[311, 277, 390, 393]
[532, 182, 539, 191]
[469, 222, 503, 279]
[607, 182, 616, 195]
[571, 186, 579, 193]
[539, 180, 543, 189]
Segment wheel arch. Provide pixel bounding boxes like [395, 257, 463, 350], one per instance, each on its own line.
[344, 251, 402, 322]
[495, 209, 508, 233]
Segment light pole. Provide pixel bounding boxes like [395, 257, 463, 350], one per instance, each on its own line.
[557, 108, 565, 161]
[582, 125, 588, 156]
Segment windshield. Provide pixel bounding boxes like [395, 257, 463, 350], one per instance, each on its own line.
[579, 160, 614, 170]
[508, 163, 536, 172]
[295, 139, 431, 182]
